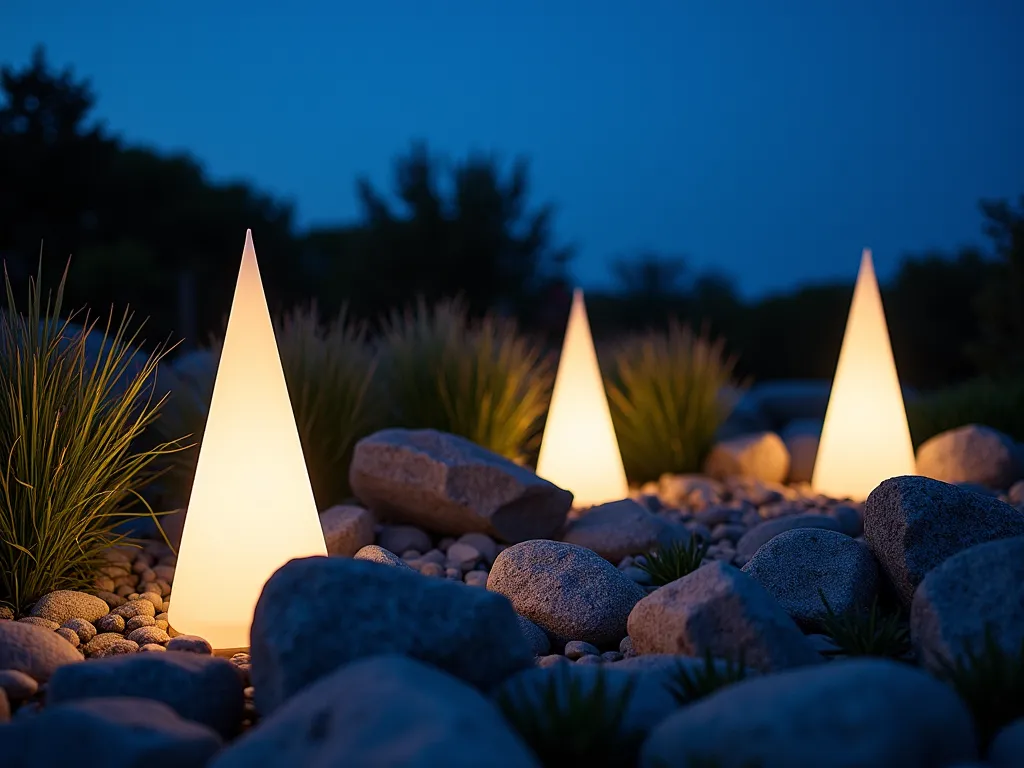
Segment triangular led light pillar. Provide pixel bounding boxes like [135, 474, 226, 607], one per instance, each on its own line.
[168, 230, 326, 651]
[536, 288, 629, 507]
[811, 249, 916, 501]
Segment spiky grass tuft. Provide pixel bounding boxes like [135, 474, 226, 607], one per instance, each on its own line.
[636, 537, 710, 587]
[663, 648, 749, 706]
[818, 589, 911, 660]
[495, 666, 644, 767]
[0, 262, 177, 614]
[378, 298, 552, 462]
[606, 323, 741, 484]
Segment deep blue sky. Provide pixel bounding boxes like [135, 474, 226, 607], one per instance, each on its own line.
[2, 0, 1022, 297]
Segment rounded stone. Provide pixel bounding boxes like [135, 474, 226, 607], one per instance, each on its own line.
[95, 614, 126, 633]
[55, 628, 81, 648]
[29, 591, 111, 625]
[488, 540, 646, 648]
[166, 635, 213, 655]
[125, 615, 156, 633]
[60, 618, 97, 644]
[0, 669, 39, 701]
[111, 600, 156, 621]
[17, 617, 59, 631]
[127, 627, 170, 646]
[0, 620, 83, 680]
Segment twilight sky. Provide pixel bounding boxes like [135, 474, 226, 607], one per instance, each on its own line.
[2, 0, 1022, 297]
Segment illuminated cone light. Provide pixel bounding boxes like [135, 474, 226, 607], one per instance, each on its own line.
[811, 249, 916, 501]
[536, 289, 628, 507]
[168, 230, 327, 651]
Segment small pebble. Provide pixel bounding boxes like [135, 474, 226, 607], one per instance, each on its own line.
[95, 614, 125, 633]
[115, 585, 134, 597]
[60, 618, 97, 644]
[463, 570, 489, 587]
[125, 615, 156, 633]
[0, 606, 13, 621]
[55, 627, 80, 647]
[17, 617, 59, 630]
[152, 565, 175, 581]
[446, 542, 481, 570]
[111, 599, 156, 620]
[619, 636, 635, 656]
[419, 549, 446, 566]
[575, 654, 603, 665]
[444, 567, 461, 580]
[155, 620, 169, 631]
[564, 641, 600, 660]
[601, 651, 624, 663]
[94, 591, 125, 609]
[438, 537, 456, 551]
[536, 655, 568, 668]
[0, 670, 38, 701]
[418, 562, 444, 578]
[138, 592, 163, 609]
[126, 626, 170, 645]
[92, 638, 139, 657]
[166, 635, 213, 655]
[139, 643, 167, 652]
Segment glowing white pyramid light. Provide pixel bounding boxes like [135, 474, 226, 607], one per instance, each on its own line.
[812, 249, 917, 501]
[536, 289, 628, 507]
[168, 230, 327, 651]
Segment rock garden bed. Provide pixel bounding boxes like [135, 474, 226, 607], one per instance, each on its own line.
[2, 426, 1024, 767]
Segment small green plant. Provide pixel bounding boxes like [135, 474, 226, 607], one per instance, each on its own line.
[495, 666, 644, 767]
[606, 322, 742, 484]
[818, 589, 911, 660]
[378, 298, 552, 462]
[664, 648, 748, 706]
[636, 537, 710, 587]
[906, 376, 1024, 447]
[155, 304, 379, 511]
[934, 625, 1024, 750]
[0, 263, 177, 614]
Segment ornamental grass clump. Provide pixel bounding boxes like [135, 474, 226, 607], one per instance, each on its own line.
[495, 666, 644, 767]
[636, 537, 710, 587]
[606, 323, 741, 484]
[155, 304, 380, 511]
[378, 298, 553, 462]
[0, 265, 177, 615]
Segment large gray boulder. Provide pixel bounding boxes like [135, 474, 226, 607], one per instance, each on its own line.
[742, 529, 880, 631]
[736, 513, 845, 560]
[911, 536, 1024, 671]
[47, 651, 244, 738]
[0, 620, 82, 682]
[640, 659, 976, 767]
[916, 425, 1020, 490]
[349, 429, 572, 542]
[627, 561, 821, 672]
[864, 476, 1024, 604]
[704, 432, 790, 484]
[487, 540, 646, 648]
[0, 697, 221, 768]
[561, 499, 688, 562]
[251, 556, 532, 716]
[212, 656, 537, 768]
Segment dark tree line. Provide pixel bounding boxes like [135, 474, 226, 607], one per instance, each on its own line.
[2, 47, 1022, 392]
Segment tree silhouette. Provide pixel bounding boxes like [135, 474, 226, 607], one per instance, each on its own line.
[330, 142, 572, 321]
